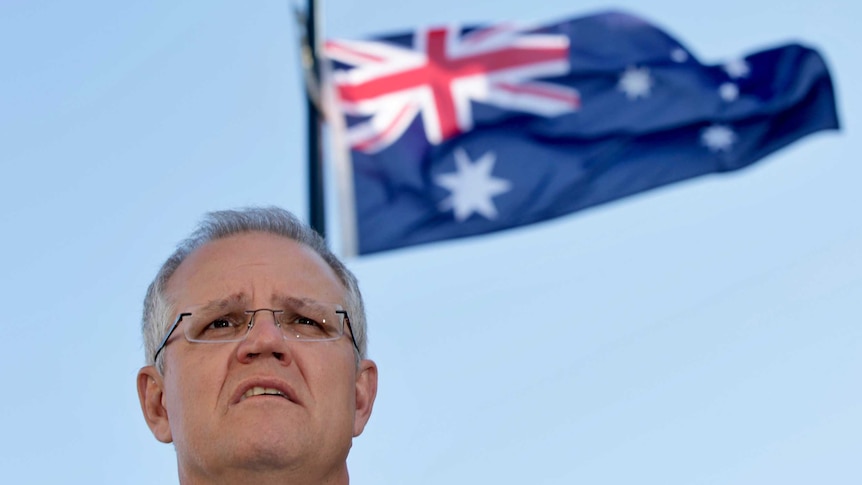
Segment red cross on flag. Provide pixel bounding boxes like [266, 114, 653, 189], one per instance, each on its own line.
[325, 24, 580, 153]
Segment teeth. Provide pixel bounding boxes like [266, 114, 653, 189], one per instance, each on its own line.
[242, 386, 286, 401]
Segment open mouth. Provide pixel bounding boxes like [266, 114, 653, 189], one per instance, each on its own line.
[241, 386, 289, 401]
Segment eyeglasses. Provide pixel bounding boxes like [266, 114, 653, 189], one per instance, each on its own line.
[153, 297, 359, 363]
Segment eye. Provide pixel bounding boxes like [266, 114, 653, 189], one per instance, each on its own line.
[208, 318, 235, 329]
[189, 313, 245, 342]
[295, 316, 321, 327]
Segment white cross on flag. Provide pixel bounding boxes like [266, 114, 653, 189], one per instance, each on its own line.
[325, 25, 581, 153]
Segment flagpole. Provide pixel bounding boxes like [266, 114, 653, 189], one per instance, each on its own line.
[305, 0, 325, 238]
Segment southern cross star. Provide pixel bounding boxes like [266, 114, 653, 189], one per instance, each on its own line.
[701, 124, 737, 152]
[723, 58, 751, 79]
[435, 148, 512, 222]
[670, 48, 689, 63]
[719, 82, 739, 102]
[618, 66, 653, 100]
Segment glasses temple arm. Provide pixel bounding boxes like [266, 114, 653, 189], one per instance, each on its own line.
[337, 310, 360, 354]
[152, 312, 191, 363]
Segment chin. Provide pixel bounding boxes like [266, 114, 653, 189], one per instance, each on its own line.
[217, 417, 308, 460]
[223, 435, 308, 470]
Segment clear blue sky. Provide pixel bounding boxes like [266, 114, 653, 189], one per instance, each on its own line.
[1, 1, 858, 483]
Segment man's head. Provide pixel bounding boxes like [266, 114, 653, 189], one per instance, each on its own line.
[137, 207, 377, 485]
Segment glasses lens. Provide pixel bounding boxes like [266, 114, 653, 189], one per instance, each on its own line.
[275, 301, 344, 341]
[184, 307, 250, 342]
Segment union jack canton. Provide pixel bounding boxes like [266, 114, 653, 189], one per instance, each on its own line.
[326, 24, 580, 153]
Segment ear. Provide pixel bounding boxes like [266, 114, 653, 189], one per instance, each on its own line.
[137, 366, 173, 443]
[352, 359, 378, 437]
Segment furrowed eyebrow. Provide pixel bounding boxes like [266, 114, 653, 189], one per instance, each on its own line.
[196, 293, 249, 313]
[272, 294, 309, 309]
[270, 294, 329, 310]
[191, 294, 338, 313]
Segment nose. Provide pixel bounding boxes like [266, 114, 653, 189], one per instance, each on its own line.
[235, 309, 292, 365]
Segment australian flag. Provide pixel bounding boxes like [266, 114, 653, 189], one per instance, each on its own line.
[323, 10, 839, 255]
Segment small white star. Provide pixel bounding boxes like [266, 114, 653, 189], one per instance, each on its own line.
[723, 58, 750, 79]
[701, 124, 737, 152]
[719, 82, 739, 102]
[670, 48, 689, 63]
[618, 66, 653, 100]
[435, 148, 512, 222]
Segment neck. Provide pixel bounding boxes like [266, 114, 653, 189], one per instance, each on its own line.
[178, 461, 349, 485]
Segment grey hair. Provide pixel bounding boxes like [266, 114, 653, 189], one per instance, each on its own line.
[142, 207, 367, 372]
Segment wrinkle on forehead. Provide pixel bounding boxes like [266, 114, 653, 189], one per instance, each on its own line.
[197, 292, 249, 312]
[271, 293, 343, 308]
[188, 292, 342, 313]
[165, 232, 348, 313]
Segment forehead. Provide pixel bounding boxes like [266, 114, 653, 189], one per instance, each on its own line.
[164, 231, 347, 308]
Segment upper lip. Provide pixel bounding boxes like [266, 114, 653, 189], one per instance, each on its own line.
[230, 377, 300, 406]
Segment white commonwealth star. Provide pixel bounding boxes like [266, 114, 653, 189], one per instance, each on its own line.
[723, 58, 750, 79]
[701, 124, 737, 152]
[618, 66, 653, 100]
[435, 148, 512, 222]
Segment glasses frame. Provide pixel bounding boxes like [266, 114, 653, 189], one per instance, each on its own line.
[153, 307, 359, 363]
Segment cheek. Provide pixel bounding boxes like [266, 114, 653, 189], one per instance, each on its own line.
[323, 362, 359, 414]
[302, 364, 357, 453]
[164, 353, 227, 424]
[299, 350, 356, 404]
